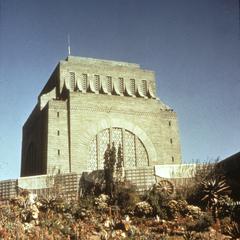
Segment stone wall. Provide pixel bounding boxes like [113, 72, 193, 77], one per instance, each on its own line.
[21, 56, 182, 177]
[44, 92, 181, 174]
[21, 105, 48, 176]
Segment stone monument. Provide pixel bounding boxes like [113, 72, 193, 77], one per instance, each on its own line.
[21, 56, 182, 177]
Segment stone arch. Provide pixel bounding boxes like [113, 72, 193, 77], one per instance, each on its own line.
[79, 117, 157, 166]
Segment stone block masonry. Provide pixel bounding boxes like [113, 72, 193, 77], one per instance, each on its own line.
[21, 56, 182, 177]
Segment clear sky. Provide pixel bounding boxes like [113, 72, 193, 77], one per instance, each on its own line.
[0, 0, 239, 180]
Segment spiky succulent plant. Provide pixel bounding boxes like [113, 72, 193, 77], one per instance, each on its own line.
[201, 177, 230, 220]
[201, 177, 230, 208]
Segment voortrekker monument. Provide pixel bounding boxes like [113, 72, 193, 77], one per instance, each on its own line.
[21, 56, 182, 177]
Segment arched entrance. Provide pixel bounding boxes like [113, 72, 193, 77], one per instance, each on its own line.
[88, 127, 149, 170]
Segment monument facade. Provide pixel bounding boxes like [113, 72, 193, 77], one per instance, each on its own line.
[21, 56, 182, 177]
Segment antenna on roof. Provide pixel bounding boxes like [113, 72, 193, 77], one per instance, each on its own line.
[239, 0, 240, 39]
[67, 33, 71, 56]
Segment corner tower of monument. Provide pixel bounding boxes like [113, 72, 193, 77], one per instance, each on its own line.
[21, 56, 182, 177]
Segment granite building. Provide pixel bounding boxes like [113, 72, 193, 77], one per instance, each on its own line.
[21, 56, 182, 177]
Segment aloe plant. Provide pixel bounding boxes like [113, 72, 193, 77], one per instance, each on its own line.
[201, 177, 230, 220]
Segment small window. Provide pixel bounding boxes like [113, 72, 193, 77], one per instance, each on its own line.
[57, 130, 60, 136]
[107, 76, 112, 93]
[141, 80, 147, 95]
[57, 112, 60, 117]
[168, 121, 171, 127]
[69, 72, 75, 90]
[130, 79, 135, 95]
[119, 78, 124, 94]
[94, 75, 100, 91]
[172, 156, 174, 162]
[58, 149, 60, 156]
[170, 138, 173, 144]
[82, 74, 87, 90]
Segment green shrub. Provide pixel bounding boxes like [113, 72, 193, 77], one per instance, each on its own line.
[142, 188, 170, 219]
[220, 217, 232, 235]
[79, 195, 95, 210]
[183, 231, 210, 240]
[134, 201, 153, 217]
[114, 181, 140, 214]
[186, 213, 213, 232]
[217, 195, 234, 219]
[231, 204, 240, 222]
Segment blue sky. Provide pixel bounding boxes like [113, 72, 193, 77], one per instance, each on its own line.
[0, 0, 239, 180]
